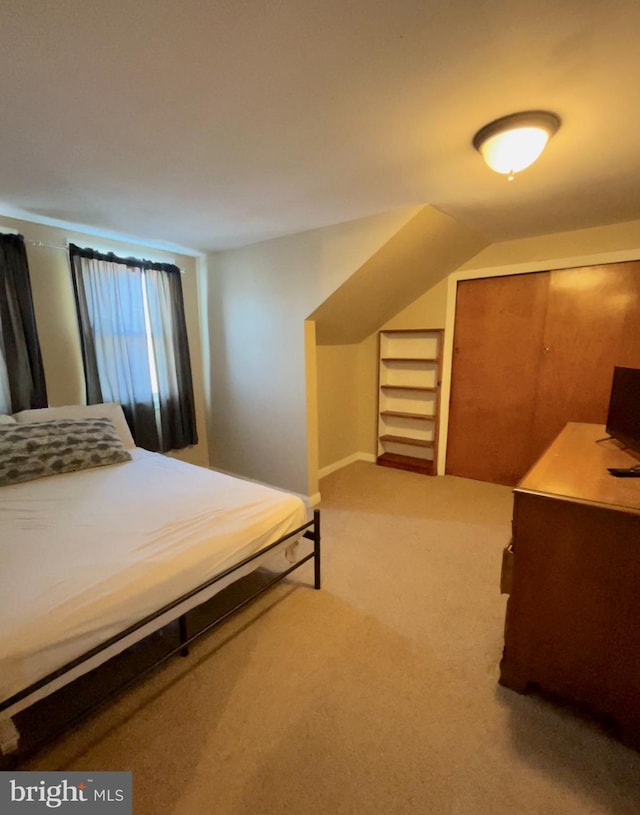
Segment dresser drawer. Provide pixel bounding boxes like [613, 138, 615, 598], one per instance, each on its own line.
[500, 540, 514, 595]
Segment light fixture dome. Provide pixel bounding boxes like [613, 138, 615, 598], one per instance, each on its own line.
[473, 111, 560, 178]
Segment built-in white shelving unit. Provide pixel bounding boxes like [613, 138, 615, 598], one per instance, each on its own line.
[376, 328, 444, 475]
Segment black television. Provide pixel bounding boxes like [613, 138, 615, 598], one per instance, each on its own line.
[606, 366, 640, 458]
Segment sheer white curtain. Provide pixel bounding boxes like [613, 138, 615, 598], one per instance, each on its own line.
[80, 256, 154, 408]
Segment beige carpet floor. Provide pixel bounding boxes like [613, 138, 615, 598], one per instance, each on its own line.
[21, 462, 640, 814]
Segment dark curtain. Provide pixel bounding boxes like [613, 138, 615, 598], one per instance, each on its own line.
[0, 233, 47, 412]
[69, 244, 197, 452]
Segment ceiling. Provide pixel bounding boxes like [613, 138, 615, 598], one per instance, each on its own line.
[1, 0, 640, 254]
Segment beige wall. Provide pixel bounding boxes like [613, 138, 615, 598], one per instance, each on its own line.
[316, 334, 378, 471]
[459, 218, 640, 272]
[382, 277, 449, 332]
[311, 206, 486, 344]
[315, 277, 451, 475]
[0, 215, 209, 467]
[205, 207, 420, 497]
[304, 320, 320, 500]
[316, 344, 360, 470]
[312, 207, 484, 476]
[355, 333, 379, 456]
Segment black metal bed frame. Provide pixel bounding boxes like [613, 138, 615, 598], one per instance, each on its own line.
[1, 508, 320, 760]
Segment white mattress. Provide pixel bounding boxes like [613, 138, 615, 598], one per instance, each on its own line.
[0, 449, 307, 718]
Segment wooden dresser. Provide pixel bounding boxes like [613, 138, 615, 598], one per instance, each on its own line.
[500, 422, 640, 748]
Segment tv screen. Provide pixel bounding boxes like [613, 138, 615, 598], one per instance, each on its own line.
[606, 366, 640, 456]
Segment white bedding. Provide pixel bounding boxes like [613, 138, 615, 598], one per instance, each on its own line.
[0, 449, 307, 718]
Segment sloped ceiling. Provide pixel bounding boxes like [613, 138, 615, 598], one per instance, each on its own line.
[309, 206, 487, 344]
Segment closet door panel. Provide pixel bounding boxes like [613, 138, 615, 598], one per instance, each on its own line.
[618, 265, 640, 367]
[532, 262, 640, 456]
[446, 272, 549, 485]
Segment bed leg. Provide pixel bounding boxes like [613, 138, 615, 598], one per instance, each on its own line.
[313, 508, 321, 590]
[179, 615, 190, 657]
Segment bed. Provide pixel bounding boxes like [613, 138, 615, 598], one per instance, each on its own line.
[0, 404, 320, 759]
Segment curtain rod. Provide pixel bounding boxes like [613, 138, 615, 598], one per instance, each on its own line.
[28, 240, 67, 251]
[26, 240, 184, 273]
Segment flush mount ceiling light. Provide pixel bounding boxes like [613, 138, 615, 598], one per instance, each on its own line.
[473, 111, 560, 180]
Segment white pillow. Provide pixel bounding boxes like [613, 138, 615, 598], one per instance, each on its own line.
[13, 402, 136, 449]
[0, 414, 16, 425]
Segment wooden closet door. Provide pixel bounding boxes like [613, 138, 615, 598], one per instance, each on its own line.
[531, 261, 640, 456]
[446, 272, 549, 485]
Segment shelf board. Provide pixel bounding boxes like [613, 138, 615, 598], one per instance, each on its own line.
[379, 434, 434, 448]
[381, 357, 438, 363]
[380, 410, 434, 421]
[380, 384, 437, 392]
[381, 329, 442, 335]
[376, 452, 434, 475]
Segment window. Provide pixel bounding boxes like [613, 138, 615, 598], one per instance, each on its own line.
[70, 245, 197, 452]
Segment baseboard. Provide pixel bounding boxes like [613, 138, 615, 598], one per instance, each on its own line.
[318, 452, 376, 480]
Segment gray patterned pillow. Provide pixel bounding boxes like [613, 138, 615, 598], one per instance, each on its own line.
[0, 418, 132, 486]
